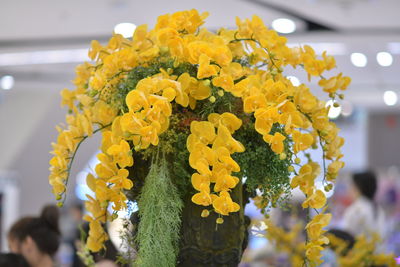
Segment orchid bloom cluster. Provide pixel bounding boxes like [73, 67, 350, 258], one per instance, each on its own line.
[264, 221, 398, 267]
[49, 9, 350, 263]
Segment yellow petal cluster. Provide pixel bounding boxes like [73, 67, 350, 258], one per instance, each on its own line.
[188, 113, 244, 218]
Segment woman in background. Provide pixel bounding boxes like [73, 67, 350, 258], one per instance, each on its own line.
[7, 205, 61, 267]
[342, 171, 386, 246]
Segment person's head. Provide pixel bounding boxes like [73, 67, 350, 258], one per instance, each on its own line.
[351, 171, 377, 201]
[8, 205, 60, 266]
[0, 253, 29, 267]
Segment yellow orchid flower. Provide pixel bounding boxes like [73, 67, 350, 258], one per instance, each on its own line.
[125, 90, 149, 112]
[243, 94, 268, 113]
[212, 191, 240, 215]
[254, 107, 279, 136]
[212, 74, 234, 91]
[214, 172, 239, 192]
[60, 88, 76, 109]
[197, 54, 220, 79]
[109, 169, 133, 190]
[92, 100, 118, 126]
[212, 45, 232, 67]
[190, 121, 216, 144]
[263, 132, 286, 154]
[138, 122, 161, 149]
[214, 146, 241, 172]
[189, 143, 216, 170]
[191, 173, 211, 192]
[107, 140, 133, 168]
[208, 112, 242, 133]
[318, 73, 351, 94]
[88, 40, 103, 61]
[327, 160, 345, 178]
[292, 130, 314, 154]
[95, 153, 118, 178]
[302, 189, 327, 209]
[294, 86, 318, 113]
[306, 213, 331, 240]
[120, 112, 146, 135]
[192, 188, 214, 206]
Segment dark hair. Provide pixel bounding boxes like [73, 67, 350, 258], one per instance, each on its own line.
[0, 253, 30, 267]
[8, 205, 61, 257]
[327, 229, 355, 256]
[352, 171, 377, 200]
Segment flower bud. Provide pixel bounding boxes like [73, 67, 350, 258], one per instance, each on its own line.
[202, 79, 211, 86]
[201, 209, 210, 218]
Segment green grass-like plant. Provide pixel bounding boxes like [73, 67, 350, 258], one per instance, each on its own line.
[135, 153, 183, 267]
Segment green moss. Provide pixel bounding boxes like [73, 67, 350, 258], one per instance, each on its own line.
[135, 155, 183, 267]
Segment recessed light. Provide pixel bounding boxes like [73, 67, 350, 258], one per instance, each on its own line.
[272, 18, 296, 34]
[350, 52, 367, 67]
[376, 52, 393, 67]
[383, 90, 398, 106]
[1, 75, 14, 90]
[114, 23, 136, 38]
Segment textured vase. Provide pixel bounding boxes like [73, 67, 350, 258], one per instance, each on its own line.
[177, 183, 250, 267]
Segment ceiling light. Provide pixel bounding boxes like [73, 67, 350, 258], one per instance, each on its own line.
[383, 90, 398, 106]
[326, 100, 341, 119]
[376, 52, 393, 67]
[114, 23, 136, 38]
[272, 18, 296, 34]
[350, 52, 367, 67]
[1, 75, 14, 90]
[287, 76, 300, 86]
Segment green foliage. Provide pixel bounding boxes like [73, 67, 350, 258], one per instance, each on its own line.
[233, 122, 292, 212]
[135, 155, 183, 267]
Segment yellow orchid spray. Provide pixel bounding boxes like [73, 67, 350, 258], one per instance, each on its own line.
[49, 9, 350, 265]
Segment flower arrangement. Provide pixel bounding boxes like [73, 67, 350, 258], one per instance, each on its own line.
[49, 9, 351, 266]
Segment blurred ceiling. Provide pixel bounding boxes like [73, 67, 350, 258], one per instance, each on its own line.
[0, 0, 398, 108]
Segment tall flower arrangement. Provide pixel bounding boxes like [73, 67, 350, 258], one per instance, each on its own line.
[49, 10, 350, 265]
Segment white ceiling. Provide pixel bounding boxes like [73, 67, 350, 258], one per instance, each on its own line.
[1, 1, 399, 109]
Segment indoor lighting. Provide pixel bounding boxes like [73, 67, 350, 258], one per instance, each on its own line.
[350, 53, 367, 67]
[114, 23, 136, 38]
[272, 18, 296, 34]
[287, 76, 300, 86]
[376, 52, 393, 67]
[0, 75, 14, 90]
[383, 90, 398, 106]
[326, 100, 341, 119]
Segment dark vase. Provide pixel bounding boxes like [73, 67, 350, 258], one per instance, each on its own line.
[177, 182, 250, 267]
[128, 153, 250, 267]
